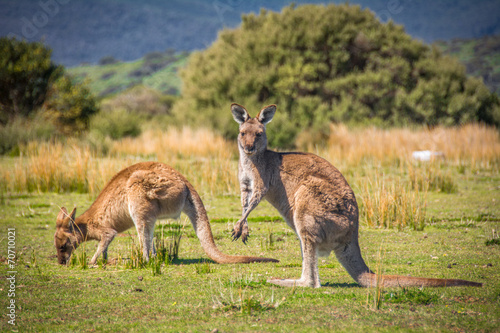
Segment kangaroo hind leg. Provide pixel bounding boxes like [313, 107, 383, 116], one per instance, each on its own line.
[268, 215, 321, 288]
[129, 200, 158, 262]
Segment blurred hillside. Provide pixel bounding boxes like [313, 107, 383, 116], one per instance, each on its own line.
[436, 35, 500, 94]
[1, 0, 499, 66]
[68, 50, 188, 97]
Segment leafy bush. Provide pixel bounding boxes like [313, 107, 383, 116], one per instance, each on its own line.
[90, 108, 142, 140]
[175, 4, 500, 147]
[0, 37, 99, 150]
[0, 37, 60, 123]
[100, 85, 175, 116]
[42, 75, 99, 134]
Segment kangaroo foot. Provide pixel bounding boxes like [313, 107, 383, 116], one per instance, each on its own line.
[232, 220, 249, 244]
[267, 278, 321, 288]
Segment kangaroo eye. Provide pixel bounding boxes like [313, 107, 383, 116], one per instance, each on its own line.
[256, 132, 262, 137]
[240, 132, 245, 137]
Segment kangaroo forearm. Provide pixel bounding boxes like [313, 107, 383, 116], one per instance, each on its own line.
[241, 192, 265, 220]
[241, 190, 250, 210]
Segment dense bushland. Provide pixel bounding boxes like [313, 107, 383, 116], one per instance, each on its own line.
[175, 4, 500, 147]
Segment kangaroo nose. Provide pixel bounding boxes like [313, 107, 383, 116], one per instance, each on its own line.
[244, 145, 256, 154]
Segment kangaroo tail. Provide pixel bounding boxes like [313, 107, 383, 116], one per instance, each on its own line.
[357, 273, 482, 288]
[184, 184, 278, 264]
[335, 241, 481, 288]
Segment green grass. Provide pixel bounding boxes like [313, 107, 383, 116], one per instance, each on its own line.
[1, 165, 499, 332]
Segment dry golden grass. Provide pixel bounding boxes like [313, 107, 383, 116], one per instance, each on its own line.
[0, 128, 238, 198]
[323, 123, 500, 169]
[0, 123, 497, 229]
[1, 140, 134, 196]
[357, 172, 427, 230]
[111, 127, 235, 160]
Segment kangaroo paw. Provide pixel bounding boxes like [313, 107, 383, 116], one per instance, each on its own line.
[232, 224, 242, 241]
[232, 220, 248, 242]
[241, 224, 249, 244]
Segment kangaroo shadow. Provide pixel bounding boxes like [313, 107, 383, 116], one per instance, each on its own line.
[322, 282, 362, 288]
[170, 258, 216, 265]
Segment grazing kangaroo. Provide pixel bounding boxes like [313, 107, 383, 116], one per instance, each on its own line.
[54, 162, 278, 266]
[230, 103, 482, 288]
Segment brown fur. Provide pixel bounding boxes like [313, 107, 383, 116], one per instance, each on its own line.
[231, 103, 482, 288]
[54, 162, 278, 265]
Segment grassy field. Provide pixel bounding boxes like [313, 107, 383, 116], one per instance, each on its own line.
[1, 125, 499, 332]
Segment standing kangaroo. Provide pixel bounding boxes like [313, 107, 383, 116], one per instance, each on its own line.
[231, 103, 482, 288]
[54, 162, 278, 266]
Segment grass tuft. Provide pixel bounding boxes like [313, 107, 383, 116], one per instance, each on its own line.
[485, 229, 500, 246]
[384, 288, 439, 305]
[69, 244, 89, 270]
[195, 260, 213, 274]
[211, 278, 282, 315]
[123, 220, 183, 274]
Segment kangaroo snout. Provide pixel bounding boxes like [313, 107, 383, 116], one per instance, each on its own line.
[243, 145, 256, 155]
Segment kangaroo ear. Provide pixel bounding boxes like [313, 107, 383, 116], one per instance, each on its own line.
[257, 104, 276, 125]
[56, 207, 68, 227]
[231, 103, 250, 124]
[68, 207, 77, 232]
[69, 207, 77, 223]
[56, 207, 77, 229]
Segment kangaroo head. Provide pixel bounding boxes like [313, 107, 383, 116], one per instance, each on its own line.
[54, 207, 79, 265]
[231, 103, 276, 156]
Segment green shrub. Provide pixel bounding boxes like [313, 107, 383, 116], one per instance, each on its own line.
[90, 108, 142, 140]
[0, 37, 99, 144]
[43, 75, 99, 134]
[0, 115, 55, 155]
[0, 37, 61, 123]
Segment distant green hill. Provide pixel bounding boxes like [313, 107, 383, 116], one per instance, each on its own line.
[436, 35, 500, 94]
[70, 35, 500, 99]
[68, 51, 188, 97]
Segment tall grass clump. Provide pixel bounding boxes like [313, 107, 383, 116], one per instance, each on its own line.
[407, 161, 458, 193]
[357, 171, 427, 230]
[155, 221, 183, 263]
[124, 220, 183, 274]
[69, 246, 89, 270]
[0, 140, 134, 197]
[428, 124, 500, 170]
[366, 244, 385, 310]
[324, 124, 409, 167]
